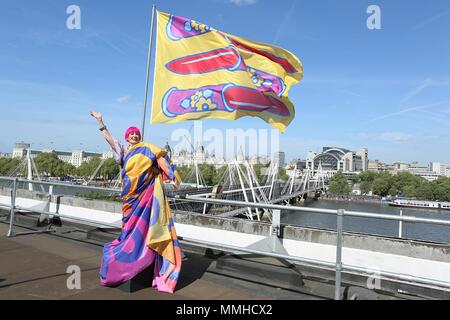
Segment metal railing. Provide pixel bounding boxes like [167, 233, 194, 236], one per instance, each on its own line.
[179, 193, 450, 299]
[1, 176, 450, 299]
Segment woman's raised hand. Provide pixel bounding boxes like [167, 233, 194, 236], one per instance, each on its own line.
[90, 110, 102, 121]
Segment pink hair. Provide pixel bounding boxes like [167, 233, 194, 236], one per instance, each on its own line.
[125, 126, 141, 141]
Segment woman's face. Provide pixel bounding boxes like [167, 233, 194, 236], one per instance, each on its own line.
[127, 131, 141, 145]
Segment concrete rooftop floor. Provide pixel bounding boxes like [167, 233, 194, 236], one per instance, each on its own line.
[0, 222, 321, 300]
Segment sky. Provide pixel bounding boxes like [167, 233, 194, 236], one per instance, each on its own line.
[1, 0, 450, 164]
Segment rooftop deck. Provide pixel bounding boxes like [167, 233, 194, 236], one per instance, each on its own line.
[0, 222, 323, 300]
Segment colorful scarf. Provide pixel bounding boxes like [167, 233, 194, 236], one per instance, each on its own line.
[99, 142, 182, 293]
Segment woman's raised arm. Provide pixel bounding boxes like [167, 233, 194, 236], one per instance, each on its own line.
[89, 110, 116, 150]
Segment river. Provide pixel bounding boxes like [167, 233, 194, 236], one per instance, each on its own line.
[282, 199, 450, 244]
[2, 179, 449, 244]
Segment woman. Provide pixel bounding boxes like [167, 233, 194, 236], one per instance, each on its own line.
[90, 111, 182, 293]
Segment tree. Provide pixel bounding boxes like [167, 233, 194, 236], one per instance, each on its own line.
[328, 171, 351, 195]
[372, 177, 391, 196]
[389, 172, 422, 196]
[99, 158, 120, 180]
[34, 152, 74, 177]
[353, 171, 377, 194]
[212, 165, 227, 185]
[402, 185, 416, 198]
[252, 164, 269, 182]
[278, 168, 289, 182]
[199, 164, 216, 186]
[76, 157, 103, 178]
[0, 158, 20, 175]
[415, 183, 435, 200]
[360, 180, 372, 195]
[175, 166, 190, 182]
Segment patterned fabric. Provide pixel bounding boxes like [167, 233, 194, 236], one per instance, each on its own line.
[99, 142, 182, 293]
[151, 11, 303, 133]
[110, 139, 126, 164]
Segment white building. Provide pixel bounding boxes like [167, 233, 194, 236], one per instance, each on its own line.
[392, 161, 410, 171]
[429, 162, 448, 176]
[356, 148, 369, 172]
[306, 147, 368, 174]
[12, 143, 111, 168]
[171, 144, 271, 168]
[368, 160, 386, 172]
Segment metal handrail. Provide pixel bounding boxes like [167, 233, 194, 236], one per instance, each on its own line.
[2, 176, 450, 299]
[181, 194, 450, 226]
[0, 176, 121, 193]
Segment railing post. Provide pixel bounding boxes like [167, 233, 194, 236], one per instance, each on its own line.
[7, 178, 18, 237]
[398, 210, 403, 238]
[270, 209, 281, 253]
[335, 209, 344, 300]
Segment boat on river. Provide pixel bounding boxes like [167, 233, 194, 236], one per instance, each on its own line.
[388, 199, 450, 211]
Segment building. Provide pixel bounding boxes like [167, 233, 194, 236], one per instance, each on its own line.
[392, 161, 410, 171]
[368, 160, 386, 172]
[306, 147, 368, 173]
[287, 158, 307, 170]
[248, 155, 271, 165]
[172, 145, 227, 168]
[429, 162, 448, 176]
[11, 143, 112, 168]
[0, 153, 12, 158]
[171, 144, 272, 168]
[356, 148, 369, 172]
[12, 143, 32, 158]
[273, 152, 285, 168]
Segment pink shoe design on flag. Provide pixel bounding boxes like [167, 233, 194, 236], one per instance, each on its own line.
[166, 15, 211, 41]
[219, 32, 298, 74]
[166, 46, 286, 96]
[166, 46, 244, 74]
[162, 85, 232, 118]
[246, 67, 286, 96]
[162, 84, 290, 118]
[223, 85, 290, 116]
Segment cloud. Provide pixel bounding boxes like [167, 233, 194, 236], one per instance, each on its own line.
[367, 101, 450, 123]
[116, 95, 130, 103]
[273, 0, 297, 44]
[92, 32, 126, 55]
[416, 110, 450, 128]
[412, 9, 450, 31]
[360, 132, 414, 143]
[400, 79, 432, 105]
[226, 0, 258, 6]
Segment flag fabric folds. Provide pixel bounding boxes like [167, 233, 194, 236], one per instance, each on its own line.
[99, 142, 182, 293]
[151, 11, 303, 133]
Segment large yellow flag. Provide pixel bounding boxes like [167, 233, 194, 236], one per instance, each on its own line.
[151, 11, 303, 132]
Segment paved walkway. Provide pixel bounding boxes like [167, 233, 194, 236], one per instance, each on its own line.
[0, 223, 319, 300]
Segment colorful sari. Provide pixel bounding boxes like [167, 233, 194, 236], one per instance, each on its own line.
[99, 142, 182, 293]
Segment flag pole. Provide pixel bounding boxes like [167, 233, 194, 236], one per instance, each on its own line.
[141, 4, 156, 141]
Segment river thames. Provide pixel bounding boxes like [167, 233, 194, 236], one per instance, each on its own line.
[283, 199, 450, 244]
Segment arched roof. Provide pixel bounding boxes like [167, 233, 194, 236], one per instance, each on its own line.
[313, 153, 341, 170]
